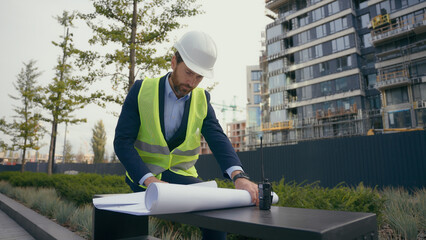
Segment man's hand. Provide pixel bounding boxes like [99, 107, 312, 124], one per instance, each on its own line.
[232, 171, 259, 206]
[144, 176, 167, 187]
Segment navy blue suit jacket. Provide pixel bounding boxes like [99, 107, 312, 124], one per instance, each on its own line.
[114, 74, 242, 184]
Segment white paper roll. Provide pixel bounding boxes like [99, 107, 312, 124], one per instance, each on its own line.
[94, 181, 279, 215]
[145, 182, 253, 214]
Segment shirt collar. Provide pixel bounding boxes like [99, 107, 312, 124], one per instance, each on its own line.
[165, 73, 191, 101]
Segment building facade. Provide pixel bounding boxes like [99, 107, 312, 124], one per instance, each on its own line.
[369, 0, 426, 129]
[226, 120, 247, 152]
[246, 65, 263, 146]
[256, 0, 425, 148]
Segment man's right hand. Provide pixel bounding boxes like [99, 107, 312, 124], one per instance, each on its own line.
[144, 176, 168, 187]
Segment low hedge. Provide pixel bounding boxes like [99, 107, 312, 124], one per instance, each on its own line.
[0, 171, 132, 206]
[0, 171, 384, 219]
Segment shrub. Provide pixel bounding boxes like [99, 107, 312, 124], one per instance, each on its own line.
[381, 187, 425, 239]
[69, 204, 93, 239]
[1, 171, 132, 206]
[53, 201, 77, 225]
[31, 188, 60, 218]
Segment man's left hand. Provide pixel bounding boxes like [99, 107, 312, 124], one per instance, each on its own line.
[234, 177, 259, 206]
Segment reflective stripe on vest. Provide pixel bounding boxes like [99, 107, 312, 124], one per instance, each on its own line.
[127, 77, 207, 183]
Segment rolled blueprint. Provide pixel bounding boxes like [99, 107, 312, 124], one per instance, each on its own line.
[93, 181, 279, 215]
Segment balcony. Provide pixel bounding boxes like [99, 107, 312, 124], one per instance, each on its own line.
[315, 103, 357, 120]
[265, 0, 290, 12]
[371, 13, 426, 45]
[375, 69, 410, 90]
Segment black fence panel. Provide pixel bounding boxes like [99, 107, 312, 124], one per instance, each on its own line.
[1, 131, 425, 190]
[196, 130, 426, 189]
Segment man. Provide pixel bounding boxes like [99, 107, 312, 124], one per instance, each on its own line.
[114, 30, 258, 239]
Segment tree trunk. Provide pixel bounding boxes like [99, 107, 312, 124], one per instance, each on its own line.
[128, 0, 138, 92]
[47, 120, 58, 175]
[21, 142, 26, 173]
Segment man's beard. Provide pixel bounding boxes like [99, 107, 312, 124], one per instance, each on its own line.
[170, 72, 191, 98]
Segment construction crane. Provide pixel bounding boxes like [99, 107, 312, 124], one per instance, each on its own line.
[211, 96, 245, 124]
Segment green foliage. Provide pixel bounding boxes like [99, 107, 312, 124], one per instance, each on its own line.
[5, 172, 426, 239]
[0, 181, 92, 239]
[70, 204, 93, 238]
[79, 0, 203, 102]
[0, 171, 131, 206]
[37, 11, 103, 174]
[91, 120, 107, 163]
[63, 140, 75, 163]
[1, 60, 45, 172]
[53, 200, 77, 225]
[270, 179, 384, 220]
[380, 187, 425, 239]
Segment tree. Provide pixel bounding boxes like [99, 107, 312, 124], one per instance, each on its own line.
[37, 11, 101, 175]
[91, 120, 106, 163]
[63, 141, 74, 163]
[1, 60, 44, 172]
[110, 151, 119, 163]
[79, 0, 203, 102]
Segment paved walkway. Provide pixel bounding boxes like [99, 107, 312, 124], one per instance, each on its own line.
[0, 209, 34, 240]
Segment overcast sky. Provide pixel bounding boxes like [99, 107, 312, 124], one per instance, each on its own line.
[0, 0, 271, 157]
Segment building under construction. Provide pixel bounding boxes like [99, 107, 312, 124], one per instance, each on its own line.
[246, 0, 425, 149]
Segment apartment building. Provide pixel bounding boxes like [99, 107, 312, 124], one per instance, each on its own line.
[257, 0, 426, 147]
[369, 0, 426, 129]
[226, 120, 247, 152]
[246, 65, 263, 146]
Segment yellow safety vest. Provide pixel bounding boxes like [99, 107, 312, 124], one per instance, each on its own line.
[126, 77, 207, 186]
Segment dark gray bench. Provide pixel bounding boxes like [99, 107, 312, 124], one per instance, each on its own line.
[92, 204, 377, 240]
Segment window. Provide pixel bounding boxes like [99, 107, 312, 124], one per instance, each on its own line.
[251, 70, 262, 81]
[359, 13, 370, 28]
[300, 66, 314, 81]
[268, 59, 283, 72]
[321, 81, 332, 95]
[298, 31, 310, 45]
[412, 83, 426, 101]
[270, 92, 284, 107]
[268, 74, 286, 90]
[299, 13, 309, 27]
[386, 87, 409, 105]
[319, 62, 329, 75]
[316, 24, 327, 38]
[312, 7, 325, 21]
[332, 35, 350, 53]
[253, 83, 260, 93]
[254, 95, 261, 104]
[267, 41, 281, 56]
[330, 17, 348, 34]
[336, 77, 348, 91]
[337, 56, 352, 70]
[354, 0, 369, 9]
[367, 74, 377, 87]
[362, 33, 372, 48]
[315, 44, 323, 58]
[376, 1, 391, 15]
[328, 1, 340, 15]
[267, 24, 282, 40]
[301, 85, 313, 100]
[299, 48, 312, 63]
[271, 110, 287, 124]
[388, 109, 411, 128]
[248, 107, 261, 127]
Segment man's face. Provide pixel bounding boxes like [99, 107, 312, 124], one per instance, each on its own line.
[169, 56, 204, 99]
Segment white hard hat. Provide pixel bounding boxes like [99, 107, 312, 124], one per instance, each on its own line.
[174, 30, 217, 78]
